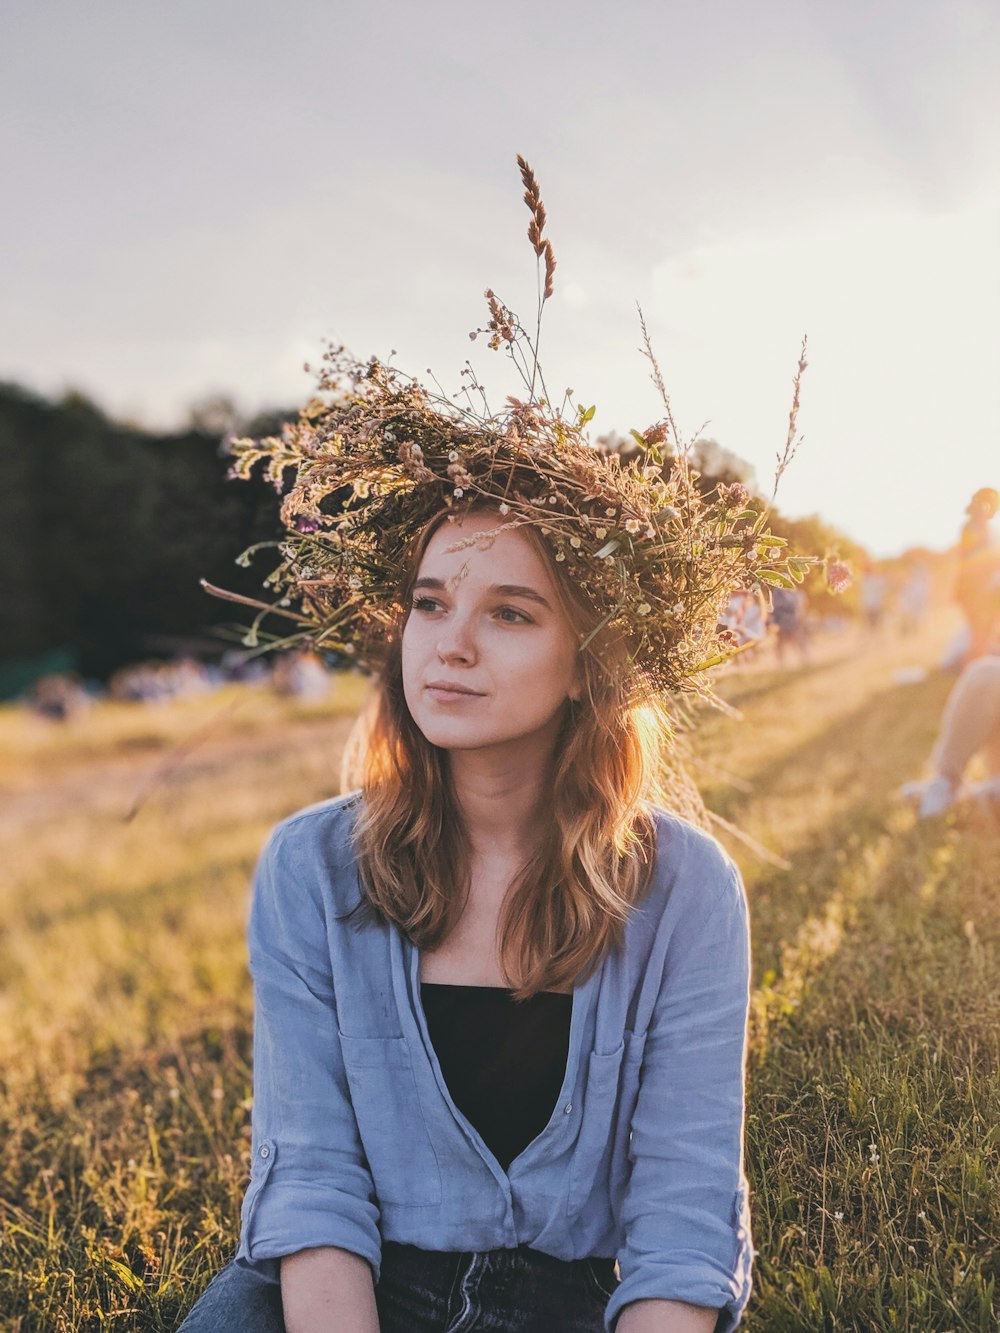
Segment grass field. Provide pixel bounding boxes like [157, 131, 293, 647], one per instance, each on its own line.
[1, 621, 997, 1331]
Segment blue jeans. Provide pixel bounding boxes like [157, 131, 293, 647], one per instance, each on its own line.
[177, 1241, 619, 1331]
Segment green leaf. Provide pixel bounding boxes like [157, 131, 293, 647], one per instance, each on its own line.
[757, 570, 796, 589]
[787, 556, 812, 583]
[579, 404, 596, 424]
[629, 429, 646, 448]
[106, 1259, 145, 1294]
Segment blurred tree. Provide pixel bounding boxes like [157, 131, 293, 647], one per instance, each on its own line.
[0, 382, 293, 687]
[185, 393, 241, 438]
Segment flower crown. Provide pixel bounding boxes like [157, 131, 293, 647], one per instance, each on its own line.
[206, 158, 808, 700]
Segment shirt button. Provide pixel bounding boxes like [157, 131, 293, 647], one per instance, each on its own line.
[563, 1103, 573, 1115]
[259, 1145, 270, 1158]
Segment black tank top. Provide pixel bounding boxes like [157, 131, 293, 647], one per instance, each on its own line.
[420, 983, 573, 1170]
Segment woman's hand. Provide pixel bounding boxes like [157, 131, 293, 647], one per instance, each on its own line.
[616, 1297, 718, 1332]
[281, 1246, 380, 1333]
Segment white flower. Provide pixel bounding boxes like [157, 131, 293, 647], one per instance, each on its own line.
[625, 519, 641, 534]
[645, 527, 655, 539]
[548, 495, 558, 505]
[448, 450, 459, 462]
[672, 601, 685, 614]
[606, 507, 616, 517]
[555, 551, 566, 561]
[570, 536, 581, 548]
[498, 502, 510, 515]
[454, 487, 464, 497]
[595, 527, 608, 539]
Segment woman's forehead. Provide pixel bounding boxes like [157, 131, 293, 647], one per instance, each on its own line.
[418, 515, 554, 589]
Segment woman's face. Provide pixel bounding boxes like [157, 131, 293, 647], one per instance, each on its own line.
[401, 510, 581, 759]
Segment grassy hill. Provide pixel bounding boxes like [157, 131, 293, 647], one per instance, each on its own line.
[0, 622, 996, 1331]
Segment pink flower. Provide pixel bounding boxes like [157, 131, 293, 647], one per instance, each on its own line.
[826, 560, 853, 594]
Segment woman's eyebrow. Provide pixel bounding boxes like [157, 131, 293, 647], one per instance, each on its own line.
[412, 576, 552, 610]
[491, 583, 552, 609]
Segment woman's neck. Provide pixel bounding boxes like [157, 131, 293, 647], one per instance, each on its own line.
[448, 745, 553, 864]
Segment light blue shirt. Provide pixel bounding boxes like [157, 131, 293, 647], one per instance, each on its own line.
[236, 794, 754, 1332]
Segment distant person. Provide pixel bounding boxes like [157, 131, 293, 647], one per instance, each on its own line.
[859, 566, 889, 635]
[954, 487, 1000, 663]
[897, 560, 930, 637]
[25, 673, 90, 722]
[719, 588, 768, 663]
[768, 586, 809, 666]
[899, 653, 1000, 818]
[900, 573, 1000, 817]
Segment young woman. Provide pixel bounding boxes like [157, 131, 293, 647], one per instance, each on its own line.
[181, 498, 754, 1333]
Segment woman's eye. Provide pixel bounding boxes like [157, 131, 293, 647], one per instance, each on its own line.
[412, 596, 441, 613]
[496, 606, 531, 624]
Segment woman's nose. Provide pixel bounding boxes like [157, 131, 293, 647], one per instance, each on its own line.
[435, 613, 477, 664]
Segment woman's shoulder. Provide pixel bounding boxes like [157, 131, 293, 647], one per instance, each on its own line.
[271, 790, 363, 843]
[643, 804, 745, 920]
[258, 792, 364, 893]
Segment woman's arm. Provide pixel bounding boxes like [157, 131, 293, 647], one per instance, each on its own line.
[281, 1247, 380, 1333]
[236, 822, 382, 1280]
[604, 850, 753, 1332]
[616, 1297, 718, 1332]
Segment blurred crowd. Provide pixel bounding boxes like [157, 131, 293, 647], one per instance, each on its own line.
[20, 650, 336, 722]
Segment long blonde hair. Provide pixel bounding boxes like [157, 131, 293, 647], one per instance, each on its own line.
[341, 508, 686, 999]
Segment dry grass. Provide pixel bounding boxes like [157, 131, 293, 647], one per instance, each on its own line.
[1, 622, 997, 1330]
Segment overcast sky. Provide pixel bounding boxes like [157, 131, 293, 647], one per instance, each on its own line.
[3, 0, 998, 555]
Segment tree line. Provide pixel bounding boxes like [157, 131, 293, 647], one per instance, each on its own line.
[0, 383, 288, 695]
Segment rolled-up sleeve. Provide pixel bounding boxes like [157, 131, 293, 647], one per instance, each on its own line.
[605, 861, 753, 1332]
[234, 824, 382, 1283]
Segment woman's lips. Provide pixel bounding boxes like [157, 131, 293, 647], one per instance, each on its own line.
[425, 682, 485, 702]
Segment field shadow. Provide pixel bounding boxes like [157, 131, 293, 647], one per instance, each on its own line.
[704, 671, 957, 988]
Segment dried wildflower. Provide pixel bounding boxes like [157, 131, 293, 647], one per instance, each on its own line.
[212, 155, 806, 700]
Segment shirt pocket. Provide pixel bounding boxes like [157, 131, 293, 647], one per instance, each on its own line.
[339, 1033, 443, 1206]
[567, 1038, 626, 1216]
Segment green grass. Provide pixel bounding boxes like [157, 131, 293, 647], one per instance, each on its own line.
[1, 630, 997, 1330]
